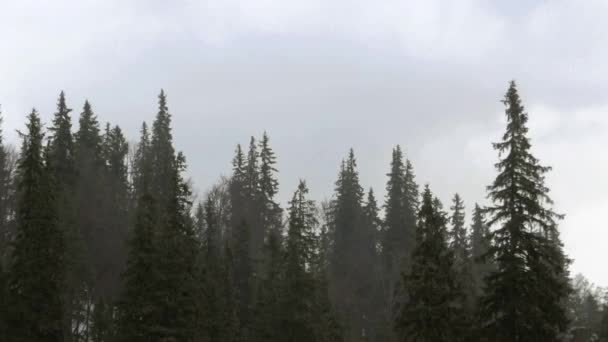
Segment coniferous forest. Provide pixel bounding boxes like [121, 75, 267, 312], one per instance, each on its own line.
[0, 81, 606, 342]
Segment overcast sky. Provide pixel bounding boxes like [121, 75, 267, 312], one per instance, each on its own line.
[2, 0, 608, 286]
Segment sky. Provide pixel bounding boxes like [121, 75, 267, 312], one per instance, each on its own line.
[1, 0, 608, 286]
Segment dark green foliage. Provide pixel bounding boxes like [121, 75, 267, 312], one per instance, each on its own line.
[8, 110, 65, 342]
[117, 91, 199, 341]
[259, 132, 281, 230]
[0, 108, 16, 266]
[448, 194, 475, 317]
[251, 226, 284, 342]
[283, 180, 318, 341]
[382, 146, 418, 277]
[48, 92, 86, 341]
[396, 186, 468, 342]
[90, 298, 115, 342]
[115, 123, 157, 341]
[480, 81, 571, 341]
[469, 203, 493, 298]
[329, 149, 377, 341]
[379, 146, 419, 341]
[0, 83, 588, 342]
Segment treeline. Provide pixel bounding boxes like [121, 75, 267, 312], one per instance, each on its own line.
[0, 82, 606, 341]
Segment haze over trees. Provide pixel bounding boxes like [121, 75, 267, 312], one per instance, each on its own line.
[0, 82, 605, 341]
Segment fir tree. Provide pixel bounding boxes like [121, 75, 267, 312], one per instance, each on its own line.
[283, 180, 320, 341]
[396, 186, 467, 342]
[0, 107, 14, 265]
[115, 123, 157, 342]
[469, 203, 493, 299]
[48, 92, 86, 341]
[8, 110, 65, 342]
[251, 226, 284, 342]
[258, 132, 283, 243]
[449, 194, 475, 317]
[480, 81, 570, 341]
[382, 146, 407, 277]
[329, 149, 375, 342]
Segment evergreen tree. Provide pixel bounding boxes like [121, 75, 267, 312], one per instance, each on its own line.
[229, 143, 257, 339]
[8, 110, 65, 342]
[0, 107, 15, 266]
[100, 124, 130, 299]
[382, 146, 407, 277]
[251, 226, 284, 342]
[396, 186, 467, 342]
[147, 91, 199, 341]
[48, 92, 86, 341]
[329, 149, 376, 342]
[258, 132, 281, 233]
[115, 123, 157, 342]
[469, 203, 493, 299]
[0, 261, 6, 341]
[480, 81, 570, 341]
[283, 180, 318, 341]
[449, 194, 475, 316]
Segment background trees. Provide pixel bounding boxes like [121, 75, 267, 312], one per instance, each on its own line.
[0, 81, 595, 341]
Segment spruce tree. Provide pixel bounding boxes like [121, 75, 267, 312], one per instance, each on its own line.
[115, 123, 157, 342]
[8, 110, 65, 342]
[100, 124, 129, 300]
[229, 144, 256, 338]
[258, 131, 282, 234]
[329, 149, 376, 342]
[0, 107, 14, 265]
[449, 194, 475, 317]
[73, 101, 105, 301]
[283, 180, 318, 341]
[147, 91, 199, 341]
[251, 226, 284, 342]
[396, 186, 467, 342]
[47, 92, 84, 341]
[480, 81, 570, 341]
[469, 203, 493, 298]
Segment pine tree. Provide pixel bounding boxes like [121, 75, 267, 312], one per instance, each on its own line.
[7, 110, 65, 342]
[251, 226, 284, 342]
[480, 81, 570, 341]
[229, 143, 257, 339]
[146, 91, 199, 341]
[48, 92, 86, 341]
[100, 124, 129, 300]
[396, 186, 467, 342]
[0, 107, 14, 265]
[115, 123, 157, 342]
[449, 194, 475, 317]
[258, 132, 281, 231]
[469, 203, 493, 299]
[329, 149, 375, 342]
[283, 180, 320, 341]
[382, 146, 406, 277]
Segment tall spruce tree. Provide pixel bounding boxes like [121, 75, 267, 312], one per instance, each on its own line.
[148, 91, 199, 341]
[115, 122, 157, 342]
[329, 149, 376, 341]
[396, 186, 468, 342]
[8, 110, 65, 342]
[469, 203, 493, 299]
[0, 107, 14, 266]
[449, 194, 475, 317]
[251, 219, 284, 342]
[480, 81, 570, 341]
[283, 180, 318, 341]
[258, 132, 281, 230]
[100, 124, 129, 299]
[48, 92, 87, 341]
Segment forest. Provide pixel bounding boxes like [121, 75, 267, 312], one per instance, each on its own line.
[0, 81, 606, 342]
